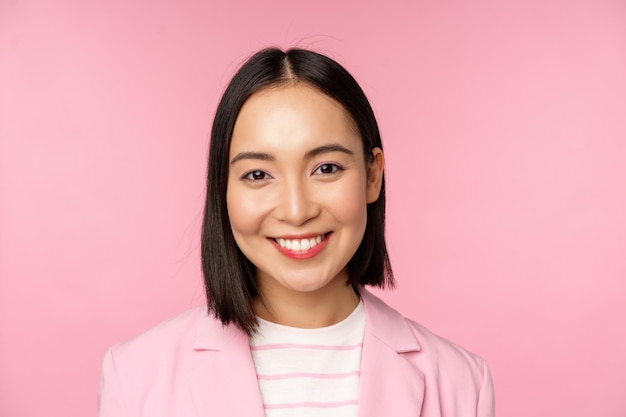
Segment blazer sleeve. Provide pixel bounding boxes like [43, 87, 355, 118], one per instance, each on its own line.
[98, 348, 129, 417]
[477, 360, 495, 417]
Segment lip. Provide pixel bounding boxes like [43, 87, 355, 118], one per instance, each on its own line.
[272, 232, 327, 240]
[269, 232, 331, 260]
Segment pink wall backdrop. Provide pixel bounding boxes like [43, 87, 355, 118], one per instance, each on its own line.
[2, 1, 625, 416]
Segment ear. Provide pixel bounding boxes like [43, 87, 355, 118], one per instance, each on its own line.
[366, 147, 385, 204]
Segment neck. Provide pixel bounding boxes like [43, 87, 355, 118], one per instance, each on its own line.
[253, 279, 360, 328]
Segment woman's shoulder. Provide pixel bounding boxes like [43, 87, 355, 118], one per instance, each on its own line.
[361, 288, 494, 415]
[361, 288, 489, 375]
[105, 305, 215, 364]
[405, 317, 488, 373]
[99, 306, 237, 414]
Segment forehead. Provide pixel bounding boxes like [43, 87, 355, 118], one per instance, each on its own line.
[229, 84, 361, 155]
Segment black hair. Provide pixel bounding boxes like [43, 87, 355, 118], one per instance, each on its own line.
[201, 47, 394, 335]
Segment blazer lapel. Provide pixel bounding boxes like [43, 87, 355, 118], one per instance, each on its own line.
[358, 289, 426, 417]
[186, 316, 265, 417]
[184, 290, 425, 417]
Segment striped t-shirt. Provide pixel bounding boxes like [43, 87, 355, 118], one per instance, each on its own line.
[250, 300, 366, 417]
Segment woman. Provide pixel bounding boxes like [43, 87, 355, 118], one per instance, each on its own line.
[99, 48, 495, 417]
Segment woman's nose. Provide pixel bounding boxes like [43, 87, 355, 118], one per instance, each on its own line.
[273, 180, 320, 226]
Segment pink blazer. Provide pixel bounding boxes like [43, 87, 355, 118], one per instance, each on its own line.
[99, 289, 495, 416]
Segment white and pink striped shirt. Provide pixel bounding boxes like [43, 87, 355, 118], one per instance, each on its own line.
[250, 300, 366, 417]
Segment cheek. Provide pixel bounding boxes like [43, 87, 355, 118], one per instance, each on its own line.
[226, 186, 260, 236]
[343, 195, 368, 232]
[326, 178, 369, 229]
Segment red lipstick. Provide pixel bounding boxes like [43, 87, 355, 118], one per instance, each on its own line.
[269, 233, 331, 260]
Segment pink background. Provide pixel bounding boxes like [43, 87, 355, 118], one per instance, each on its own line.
[2, 1, 625, 416]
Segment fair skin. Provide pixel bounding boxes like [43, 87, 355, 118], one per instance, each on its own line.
[227, 83, 384, 328]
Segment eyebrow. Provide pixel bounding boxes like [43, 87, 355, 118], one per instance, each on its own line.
[230, 143, 354, 165]
[230, 152, 275, 165]
[304, 144, 353, 159]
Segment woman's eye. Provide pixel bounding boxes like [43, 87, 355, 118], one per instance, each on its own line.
[242, 170, 271, 181]
[313, 163, 343, 175]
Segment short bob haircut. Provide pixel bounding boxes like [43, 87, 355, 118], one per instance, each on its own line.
[201, 47, 394, 335]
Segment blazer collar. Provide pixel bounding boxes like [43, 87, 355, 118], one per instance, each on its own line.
[187, 288, 425, 417]
[358, 288, 426, 417]
[359, 287, 423, 353]
[187, 312, 265, 417]
[190, 288, 423, 353]
[191, 310, 242, 351]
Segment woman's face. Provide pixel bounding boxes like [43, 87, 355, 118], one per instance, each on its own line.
[226, 84, 383, 304]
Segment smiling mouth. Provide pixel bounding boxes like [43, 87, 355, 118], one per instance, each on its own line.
[272, 233, 329, 253]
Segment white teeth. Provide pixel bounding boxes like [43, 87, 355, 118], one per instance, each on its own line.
[275, 234, 325, 252]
